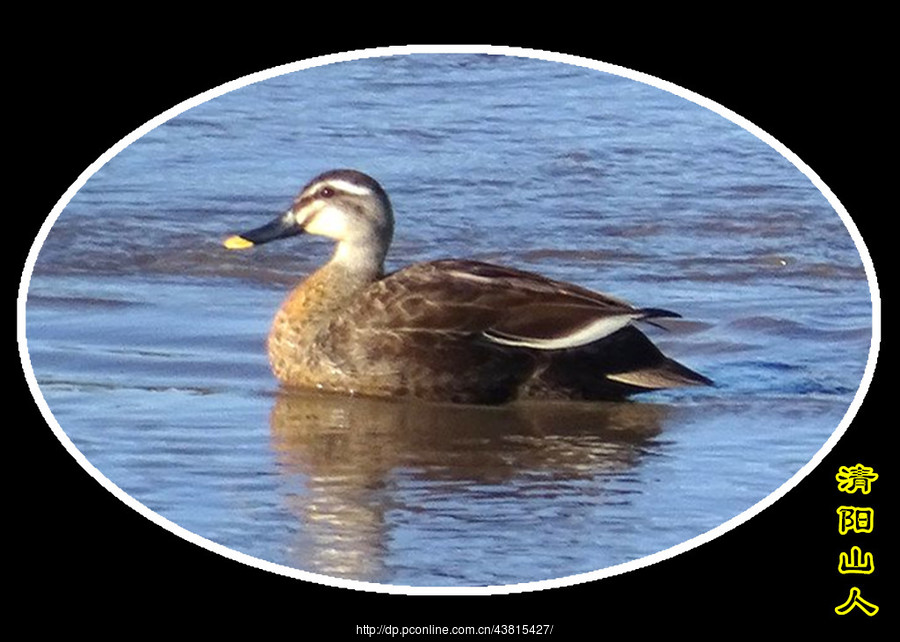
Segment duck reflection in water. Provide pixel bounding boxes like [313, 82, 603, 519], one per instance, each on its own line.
[268, 389, 668, 581]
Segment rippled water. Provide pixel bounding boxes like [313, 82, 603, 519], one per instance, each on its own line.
[22, 53, 874, 588]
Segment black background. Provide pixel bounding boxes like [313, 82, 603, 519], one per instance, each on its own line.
[14, 24, 890, 634]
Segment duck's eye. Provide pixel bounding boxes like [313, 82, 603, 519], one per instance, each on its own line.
[318, 187, 335, 199]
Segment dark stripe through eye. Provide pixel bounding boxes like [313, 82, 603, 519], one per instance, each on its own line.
[318, 187, 335, 198]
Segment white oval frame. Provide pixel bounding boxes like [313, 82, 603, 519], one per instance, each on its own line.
[17, 44, 881, 596]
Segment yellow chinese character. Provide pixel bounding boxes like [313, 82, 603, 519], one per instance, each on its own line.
[834, 587, 879, 616]
[836, 464, 879, 494]
[838, 546, 874, 574]
[837, 506, 874, 534]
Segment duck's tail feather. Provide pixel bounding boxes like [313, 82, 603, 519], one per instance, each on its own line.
[605, 357, 714, 390]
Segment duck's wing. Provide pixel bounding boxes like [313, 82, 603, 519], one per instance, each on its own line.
[516, 323, 714, 398]
[366, 259, 680, 350]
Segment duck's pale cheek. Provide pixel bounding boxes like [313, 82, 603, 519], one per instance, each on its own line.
[303, 206, 348, 239]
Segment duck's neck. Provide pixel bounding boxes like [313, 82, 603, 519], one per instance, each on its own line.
[330, 239, 386, 284]
[276, 239, 386, 330]
[290, 241, 384, 314]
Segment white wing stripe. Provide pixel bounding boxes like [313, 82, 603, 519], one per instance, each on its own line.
[483, 314, 639, 350]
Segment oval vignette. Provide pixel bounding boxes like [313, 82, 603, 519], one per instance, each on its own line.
[18, 47, 880, 594]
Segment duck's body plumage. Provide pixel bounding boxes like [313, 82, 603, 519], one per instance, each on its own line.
[225, 169, 712, 404]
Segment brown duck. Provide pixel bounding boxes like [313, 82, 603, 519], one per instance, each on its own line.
[224, 169, 712, 404]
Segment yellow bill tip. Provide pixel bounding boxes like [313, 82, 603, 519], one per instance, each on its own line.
[224, 235, 255, 250]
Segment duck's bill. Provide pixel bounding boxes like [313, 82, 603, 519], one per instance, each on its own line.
[223, 212, 302, 250]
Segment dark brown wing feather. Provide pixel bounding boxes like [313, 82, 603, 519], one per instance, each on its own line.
[356, 259, 669, 344]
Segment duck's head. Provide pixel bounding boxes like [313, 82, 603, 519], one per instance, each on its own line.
[225, 169, 395, 271]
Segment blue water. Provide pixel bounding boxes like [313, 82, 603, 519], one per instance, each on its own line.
[22, 53, 874, 588]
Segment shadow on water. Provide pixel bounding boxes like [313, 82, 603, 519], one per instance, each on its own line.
[267, 389, 670, 583]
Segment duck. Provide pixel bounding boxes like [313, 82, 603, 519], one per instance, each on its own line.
[224, 169, 712, 404]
